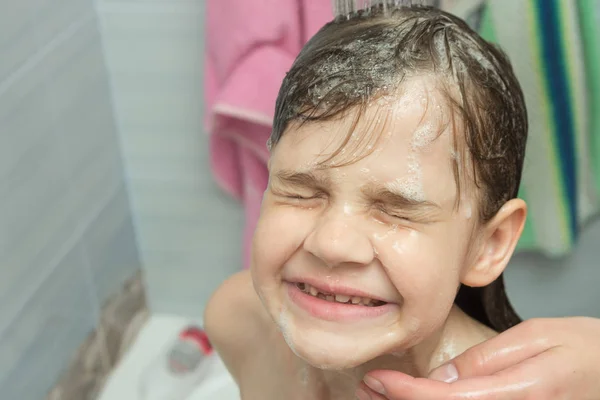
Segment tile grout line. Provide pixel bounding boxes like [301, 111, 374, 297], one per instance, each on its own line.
[96, 1, 202, 15]
[0, 12, 94, 98]
[93, 0, 149, 275]
[0, 181, 122, 337]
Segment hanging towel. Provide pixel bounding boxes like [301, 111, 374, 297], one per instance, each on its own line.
[472, 0, 600, 257]
[430, 0, 600, 257]
[205, 0, 333, 268]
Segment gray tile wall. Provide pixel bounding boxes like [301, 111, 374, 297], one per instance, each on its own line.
[96, 0, 244, 318]
[0, 1, 140, 398]
[506, 218, 600, 319]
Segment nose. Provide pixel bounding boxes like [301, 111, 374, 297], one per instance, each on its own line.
[303, 212, 374, 267]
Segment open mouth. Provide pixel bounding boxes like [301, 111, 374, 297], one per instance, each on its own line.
[295, 282, 387, 307]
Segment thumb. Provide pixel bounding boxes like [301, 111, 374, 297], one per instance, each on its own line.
[427, 362, 460, 383]
[428, 320, 553, 381]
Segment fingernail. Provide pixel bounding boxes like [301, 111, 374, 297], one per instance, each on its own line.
[428, 363, 459, 383]
[363, 376, 385, 394]
[356, 388, 372, 400]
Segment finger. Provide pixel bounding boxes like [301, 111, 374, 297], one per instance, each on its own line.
[431, 319, 556, 379]
[360, 388, 397, 400]
[357, 381, 399, 400]
[364, 371, 439, 400]
[368, 371, 527, 400]
[369, 349, 559, 400]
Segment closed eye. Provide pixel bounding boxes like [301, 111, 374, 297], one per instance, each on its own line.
[270, 188, 325, 201]
[376, 204, 413, 222]
[286, 194, 314, 200]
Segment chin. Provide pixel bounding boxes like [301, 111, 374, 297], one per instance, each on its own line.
[275, 306, 408, 370]
[282, 327, 373, 370]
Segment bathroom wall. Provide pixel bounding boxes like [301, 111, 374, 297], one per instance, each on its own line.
[96, 0, 244, 318]
[506, 217, 600, 319]
[0, 0, 140, 398]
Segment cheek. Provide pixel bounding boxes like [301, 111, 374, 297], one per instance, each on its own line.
[252, 203, 314, 272]
[379, 228, 467, 308]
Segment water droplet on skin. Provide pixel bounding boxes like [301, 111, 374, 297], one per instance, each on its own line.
[343, 203, 353, 215]
[373, 232, 388, 241]
[392, 240, 405, 254]
[463, 203, 472, 219]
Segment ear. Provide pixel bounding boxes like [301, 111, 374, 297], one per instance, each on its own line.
[461, 199, 527, 287]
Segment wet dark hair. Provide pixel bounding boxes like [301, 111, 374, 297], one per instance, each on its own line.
[269, 5, 527, 332]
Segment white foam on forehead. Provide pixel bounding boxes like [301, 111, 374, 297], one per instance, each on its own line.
[382, 93, 437, 202]
[385, 156, 425, 202]
[412, 121, 436, 149]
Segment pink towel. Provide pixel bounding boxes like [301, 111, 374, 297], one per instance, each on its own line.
[205, 0, 333, 269]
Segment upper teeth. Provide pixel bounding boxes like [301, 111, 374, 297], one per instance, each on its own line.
[297, 283, 383, 307]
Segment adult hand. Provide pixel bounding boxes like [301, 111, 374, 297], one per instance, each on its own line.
[357, 317, 600, 400]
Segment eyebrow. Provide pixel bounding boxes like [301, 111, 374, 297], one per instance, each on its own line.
[362, 185, 441, 211]
[272, 170, 442, 211]
[272, 169, 331, 189]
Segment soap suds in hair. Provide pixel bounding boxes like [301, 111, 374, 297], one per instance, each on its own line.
[301, 27, 401, 112]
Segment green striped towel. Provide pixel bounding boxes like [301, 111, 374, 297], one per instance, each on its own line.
[447, 0, 600, 257]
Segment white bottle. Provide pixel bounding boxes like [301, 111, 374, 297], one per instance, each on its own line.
[139, 326, 214, 400]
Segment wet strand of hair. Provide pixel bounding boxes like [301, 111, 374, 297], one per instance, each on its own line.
[332, 0, 429, 20]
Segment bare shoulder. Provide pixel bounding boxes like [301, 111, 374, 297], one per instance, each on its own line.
[203, 270, 267, 382]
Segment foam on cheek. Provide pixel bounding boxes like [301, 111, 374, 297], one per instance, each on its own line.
[463, 203, 472, 220]
[278, 308, 298, 356]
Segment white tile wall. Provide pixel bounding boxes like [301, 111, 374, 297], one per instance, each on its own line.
[97, 0, 244, 317]
[0, 1, 140, 397]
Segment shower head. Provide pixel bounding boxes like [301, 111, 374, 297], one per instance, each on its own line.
[332, 0, 437, 20]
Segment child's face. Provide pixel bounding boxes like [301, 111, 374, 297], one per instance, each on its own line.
[251, 77, 481, 369]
